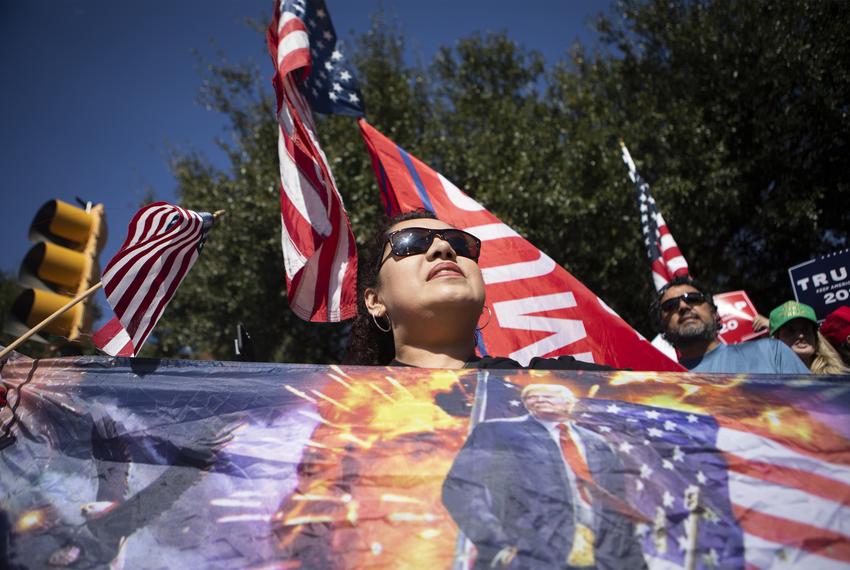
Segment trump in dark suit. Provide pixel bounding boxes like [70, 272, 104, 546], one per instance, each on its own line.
[442, 384, 646, 570]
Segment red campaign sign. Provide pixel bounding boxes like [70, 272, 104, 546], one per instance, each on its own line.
[714, 290, 767, 344]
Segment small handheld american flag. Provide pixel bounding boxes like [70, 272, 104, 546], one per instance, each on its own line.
[267, 0, 362, 322]
[621, 141, 690, 291]
[92, 202, 215, 357]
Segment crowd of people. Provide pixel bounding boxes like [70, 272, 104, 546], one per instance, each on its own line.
[654, 277, 849, 375]
[343, 209, 849, 377]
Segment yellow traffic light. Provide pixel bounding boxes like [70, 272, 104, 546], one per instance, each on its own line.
[21, 242, 90, 292]
[7, 200, 107, 342]
[10, 289, 82, 337]
[29, 199, 98, 247]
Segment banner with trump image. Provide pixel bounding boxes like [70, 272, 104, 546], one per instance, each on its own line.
[1, 352, 848, 569]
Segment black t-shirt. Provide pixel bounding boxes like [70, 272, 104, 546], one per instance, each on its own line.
[389, 355, 613, 371]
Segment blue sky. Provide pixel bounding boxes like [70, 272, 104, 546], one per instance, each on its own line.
[0, 0, 606, 320]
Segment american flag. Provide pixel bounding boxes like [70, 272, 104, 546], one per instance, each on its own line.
[92, 202, 214, 357]
[621, 142, 690, 292]
[581, 401, 744, 570]
[266, 0, 362, 322]
[483, 379, 850, 569]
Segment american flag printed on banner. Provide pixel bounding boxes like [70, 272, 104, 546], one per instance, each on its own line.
[92, 202, 214, 357]
[572, 402, 745, 570]
[266, 0, 362, 321]
[484, 380, 850, 570]
[359, 119, 683, 371]
[620, 142, 690, 292]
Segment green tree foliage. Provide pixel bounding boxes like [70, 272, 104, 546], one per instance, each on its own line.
[584, 0, 850, 320]
[150, 0, 849, 362]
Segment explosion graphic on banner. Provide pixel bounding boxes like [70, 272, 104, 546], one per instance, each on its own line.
[270, 365, 475, 569]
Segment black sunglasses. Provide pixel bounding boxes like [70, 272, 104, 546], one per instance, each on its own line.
[378, 227, 482, 269]
[660, 292, 708, 313]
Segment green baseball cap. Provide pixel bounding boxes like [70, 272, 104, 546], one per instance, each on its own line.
[769, 300, 817, 334]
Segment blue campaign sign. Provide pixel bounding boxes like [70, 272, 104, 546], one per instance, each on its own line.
[788, 248, 850, 320]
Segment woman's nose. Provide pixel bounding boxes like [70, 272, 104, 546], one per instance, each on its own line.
[426, 236, 458, 260]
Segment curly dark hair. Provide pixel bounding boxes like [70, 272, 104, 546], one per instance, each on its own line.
[649, 275, 719, 334]
[343, 209, 438, 365]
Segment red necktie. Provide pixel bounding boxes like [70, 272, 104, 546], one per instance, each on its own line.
[558, 423, 593, 504]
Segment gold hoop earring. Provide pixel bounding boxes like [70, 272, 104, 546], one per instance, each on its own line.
[477, 305, 492, 331]
[372, 313, 391, 333]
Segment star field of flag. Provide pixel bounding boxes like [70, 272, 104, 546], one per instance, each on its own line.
[281, 0, 364, 116]
[637, 178, 663, 262]
[582, 400, 745, 569]
[621, 143, 690, 290]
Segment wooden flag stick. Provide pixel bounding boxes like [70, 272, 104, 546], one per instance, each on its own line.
[0, 282, 103, 361]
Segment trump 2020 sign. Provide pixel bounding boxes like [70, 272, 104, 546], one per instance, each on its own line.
[788, 249, 850, 320]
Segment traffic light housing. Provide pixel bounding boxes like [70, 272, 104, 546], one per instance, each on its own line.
[7, 200, 107, 341]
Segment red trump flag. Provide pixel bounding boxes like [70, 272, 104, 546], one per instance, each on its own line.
[359, 119, 682, 371]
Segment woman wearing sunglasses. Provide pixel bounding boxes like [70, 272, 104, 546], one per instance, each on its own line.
[344, 210, 611, 370]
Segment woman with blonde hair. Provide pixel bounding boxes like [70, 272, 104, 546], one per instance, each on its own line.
[821, 306, 850, 367]
[768, 301, 849, 375]
[810, 332, 850, 374]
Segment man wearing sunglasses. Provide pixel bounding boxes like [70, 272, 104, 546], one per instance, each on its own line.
[653, 277, 810, 374]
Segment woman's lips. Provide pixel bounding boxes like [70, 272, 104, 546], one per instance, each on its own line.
[427, 262, 464, 280]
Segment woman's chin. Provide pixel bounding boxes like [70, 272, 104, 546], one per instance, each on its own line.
[416, 279, 474, 296]
[438, 292, 484, 310]
[791, 347, 815, 361]
[415, 293, 484, 317]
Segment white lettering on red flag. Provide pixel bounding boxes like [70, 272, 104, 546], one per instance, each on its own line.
[714, 290, 768, 344]
[359, 119, 683, 370]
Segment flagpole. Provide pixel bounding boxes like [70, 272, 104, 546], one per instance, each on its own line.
[0, 209, 226, 361]
[0, 283, 103, 360]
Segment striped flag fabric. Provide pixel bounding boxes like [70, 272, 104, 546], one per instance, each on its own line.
[621, 142, 690, 291]
[717, 421, 850, 570]
[92, 202, 214, 357]
[359, 119, 683, 371]
[266, 0, 362, 322]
